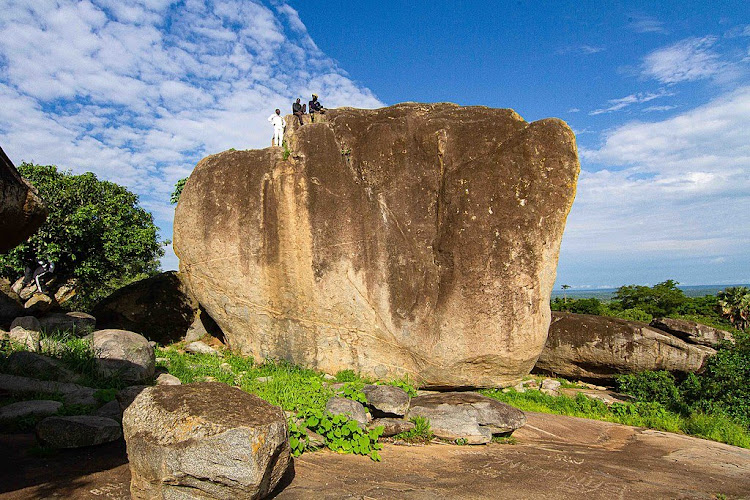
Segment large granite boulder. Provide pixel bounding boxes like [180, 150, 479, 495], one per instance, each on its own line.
[174, 103, 580, 388]
[122, 382, 290, 500]
[534, 312, 716, 382]
[92, 271, 199, 345]
[650, 317, 734, 348]
[0, 146, 47, 253]
[408, 392, 527, 444]
[90, 329, 155, 383]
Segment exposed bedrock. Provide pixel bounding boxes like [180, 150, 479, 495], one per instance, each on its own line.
[174, 103, 579, 388]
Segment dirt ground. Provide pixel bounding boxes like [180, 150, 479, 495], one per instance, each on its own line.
[2, 412, 749, 499]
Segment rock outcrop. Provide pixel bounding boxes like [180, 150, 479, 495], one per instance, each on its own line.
[122, 382, 290, 500]
[92, 271, 199, 345]
[534, 312, 716, 382]
[650, 317, 734, 348]
[174, 103, 580, 388]
[0, 146, 47, 253]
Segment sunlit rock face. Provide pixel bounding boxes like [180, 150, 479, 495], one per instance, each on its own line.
[0, 146, 46, 253]
[174, 103, 579, 388]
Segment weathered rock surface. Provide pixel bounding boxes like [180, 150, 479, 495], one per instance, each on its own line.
[174, 103, 580, 388]
[94, 399, 124, 422]
[90, 329, 155, 384]
[0, 146, 47, 253]
[6, 351, 79, 382]
[0, 399, 62, 421]
[408, 392, 526, 444]
[370, 417, 415, 437]
[116, 385, 149, 413]
[650, 317, 734, 348]
[24, 292, 55, 313]
[534, 312, 716, 382]
[362, 384, 410, 417]
[92, 271, 199, 345]
[0, 373, 97, 406]
[184, 340, 220, 356]
[10, 315, 41, 332]
[36, 415, 122, 448]
[325, 396, 369, 425]
[38, 311, 96, 336]
[8, 327, 40, 351]
[122, 382, 290, 500]
[155, 373, 181, 385]
[0, 279, 24, 324]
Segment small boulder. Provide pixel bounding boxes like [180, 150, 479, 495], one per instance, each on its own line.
[0, 400, 62, 421]
[325, 396, 369, 425]
[370, 418, 415, 437]
[122, 382, 290, 500]
[11, 278, 37, 301]
[540, 379, 561, 396]
[10, 316, 41, 332]
[362, 384, 410, 417]
[6, 351, 79, 383]
[155, 373, 181, 386]
[116, 385, 149, 413]
[408, 392, 526, 444]
[93, 400, 123, 422]
[91, 329, 155, 384]
[38, 311, 96, 336]
[54, 280, 78, 305]
[0, 284, 24, 323]
[36, 415, 122, 448]
[24, 293, 54, 314]
[185, 340, 220, 356]
[0, 374, 99, 406]
[8, 327, 40, 351]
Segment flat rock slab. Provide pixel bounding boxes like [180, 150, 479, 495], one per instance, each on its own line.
[0, 374, 97, 406]
[408, 392, 526, 444]
[3, 412, 750, 499]
[6, 351, 79, 383]
[36, 416, 122, 449]
[0, 400, 62, 421]
[325, 397, 369, 425]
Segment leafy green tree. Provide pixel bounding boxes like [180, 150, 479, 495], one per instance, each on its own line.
[0, 163, 164, 309]
[171, 177, 187, 204]
[613, 279, 687, 317]
[717, 286, 750, 330]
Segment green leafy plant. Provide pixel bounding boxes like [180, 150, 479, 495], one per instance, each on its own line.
[283, 140, 291, 160]
[341, 382, 367, 404]
[289, 409, 383, 461]
[171, 177, 187, 204]
[384, 375, 419, 398]
[334, 369, 359, 382]
[717, 286, 750, 330]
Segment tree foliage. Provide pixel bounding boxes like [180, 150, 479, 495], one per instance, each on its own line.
[717, 286, 750, 330]
[613, 279, 687, 317]
[170, 177, 187, 204]
[0, 163, 164, 309]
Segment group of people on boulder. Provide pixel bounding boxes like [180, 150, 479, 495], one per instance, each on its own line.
[267, 93, 326, 147]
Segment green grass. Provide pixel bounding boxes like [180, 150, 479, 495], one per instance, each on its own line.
[481, 388, 750, 448]
[393, 416, 433, 443]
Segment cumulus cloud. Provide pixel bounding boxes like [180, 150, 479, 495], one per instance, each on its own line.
[569, 87, 750, 263]
[0, 0, 383, 270]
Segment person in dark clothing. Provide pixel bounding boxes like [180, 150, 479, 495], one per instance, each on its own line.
[22, 259, 55, 293]
[292, 98, 306, 126]
[309, 94, 325, 122]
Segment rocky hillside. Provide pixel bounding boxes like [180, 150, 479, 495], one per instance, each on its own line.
[174, 103, 579, 388]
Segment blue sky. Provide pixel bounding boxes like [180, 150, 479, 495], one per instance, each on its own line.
[0, 1, 748, 289]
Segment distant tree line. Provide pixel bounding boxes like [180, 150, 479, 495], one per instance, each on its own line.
[551, 280, 749, 330]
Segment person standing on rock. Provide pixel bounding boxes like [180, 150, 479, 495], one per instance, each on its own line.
[292, 98, 306, 126]
[309, 93, 326, 122]
[267, 109, 286, 148]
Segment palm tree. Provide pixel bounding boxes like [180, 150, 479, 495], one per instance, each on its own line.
[717, 286, 750, 330]
[561, 284, 571, 303]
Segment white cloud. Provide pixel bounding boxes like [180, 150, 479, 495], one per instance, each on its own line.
[569, 87, 750, 259]
[0, 0, 384, 270]
[642, 105, 677, 112]
[642, 36, 730, 84]
[590, 89, 673, 115]
[627, 14, 668, 34]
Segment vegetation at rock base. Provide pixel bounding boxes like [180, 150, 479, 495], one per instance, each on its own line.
[392, 416, 433, 443]
[717, 286, 750, 330]
[289, 409, 384, 461]
[0, 163, 164, 310]
[481, 388, 750, 449]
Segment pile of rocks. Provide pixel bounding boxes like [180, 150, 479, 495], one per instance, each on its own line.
[0, 326, 160, 449]
[322, 383, 526, 445]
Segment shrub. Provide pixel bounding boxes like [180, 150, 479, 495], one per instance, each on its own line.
[615, 371, 685, 413]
